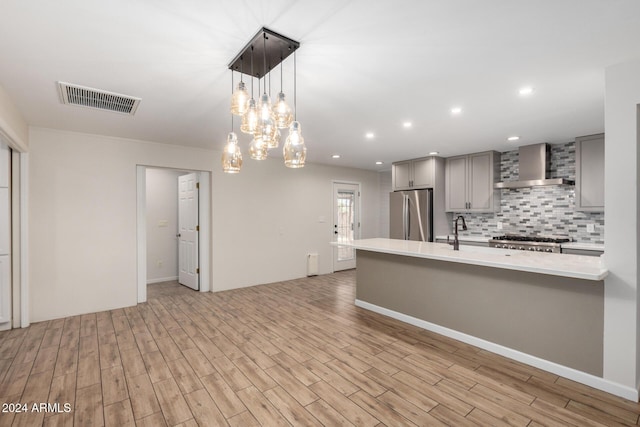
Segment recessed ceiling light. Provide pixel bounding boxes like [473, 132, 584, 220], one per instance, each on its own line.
[451, 107, 462, 115]
[507, 136, 520, 141]
[375, 161, 383, 165]
[365, 132, 375, 139]
[428, 151, 439, 156]
[403, 122, 412, 128]
[332, 154, 340, 159]
[519, 86, 534, 96]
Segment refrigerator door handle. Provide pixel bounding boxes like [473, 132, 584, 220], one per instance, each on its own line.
[405, 194, 411, 240]
[402, 194, 407, 240]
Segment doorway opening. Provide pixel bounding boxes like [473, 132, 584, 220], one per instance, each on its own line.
[332, 181, 361, 271]
[136, 166, 210, 303]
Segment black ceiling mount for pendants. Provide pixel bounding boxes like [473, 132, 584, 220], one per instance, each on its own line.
[228, 27, 300, 79]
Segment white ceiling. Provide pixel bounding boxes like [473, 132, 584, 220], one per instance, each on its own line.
[1, 1, 639, 170]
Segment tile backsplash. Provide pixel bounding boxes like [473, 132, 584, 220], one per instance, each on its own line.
[453, 142, 604, 244]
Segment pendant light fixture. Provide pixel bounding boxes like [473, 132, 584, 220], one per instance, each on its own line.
[230, 59, 249, 116]
[283, 51, 306, 168]
[255, 33, 279, 149]
[222, 94, 242, 173]
[240, 47, 258, 135]
[225, 27, 304, 172]
[273, 53, 293, 129]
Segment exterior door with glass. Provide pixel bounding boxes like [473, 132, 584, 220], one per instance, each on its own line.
[332, 182, 360, 271]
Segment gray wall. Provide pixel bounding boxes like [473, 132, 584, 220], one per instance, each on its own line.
[453, 142, 604, 243]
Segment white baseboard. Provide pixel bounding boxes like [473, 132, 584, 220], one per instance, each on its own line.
[355, 299, 639, 402]
[146, 276, 178, 285]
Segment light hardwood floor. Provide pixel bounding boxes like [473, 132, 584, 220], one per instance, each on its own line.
[1, 270, 639, 426]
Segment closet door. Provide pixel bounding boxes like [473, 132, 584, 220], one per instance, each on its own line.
[0, 142, 9, 324]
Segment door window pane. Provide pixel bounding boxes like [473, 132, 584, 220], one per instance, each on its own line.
[337, 191, 355, 261]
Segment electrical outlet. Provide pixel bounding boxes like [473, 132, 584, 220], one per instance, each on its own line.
[586, 223, 595, 233]
[158, 220, 168, 227]
[497, 222, 503, 230]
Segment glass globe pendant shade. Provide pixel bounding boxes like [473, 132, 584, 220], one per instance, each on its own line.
[240, 98, 258, 134]
[221, 132, 243, 173]
[249, 135, 268, 160]
[283, 121, 306, 168]
[230, 81, 249, 116]
[256, 93, 279, 149]
[273, 92, 293, 129]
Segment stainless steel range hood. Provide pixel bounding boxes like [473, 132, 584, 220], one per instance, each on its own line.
[494, 143, 574, 189]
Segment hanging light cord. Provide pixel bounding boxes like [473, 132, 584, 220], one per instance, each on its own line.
[293, 50, 297, 120]
[231, 71, 234, 131]
[263, 33, 267, 94]
[250, 46, 254, 98]
[279, 50, 284, 93]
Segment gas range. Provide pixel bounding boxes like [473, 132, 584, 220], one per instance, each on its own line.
[489, 234, 571, 253]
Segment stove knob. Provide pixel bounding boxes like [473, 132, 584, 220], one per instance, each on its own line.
[519, 247, 526, 250]
[529, 247, 535, 251]
[536, 247, 543, 252]
[509, 245, 516, 250]
[545, 248, 553, 253]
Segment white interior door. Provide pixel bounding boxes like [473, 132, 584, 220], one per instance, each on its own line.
[332, 182, 360, 271]
[0, 142, 10, 326]
[178, 173, 199, 290]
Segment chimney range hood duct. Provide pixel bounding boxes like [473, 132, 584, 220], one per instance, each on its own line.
[494, 143, 574, 189]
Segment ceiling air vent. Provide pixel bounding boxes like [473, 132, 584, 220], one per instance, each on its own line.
[57, 81, 141, 115]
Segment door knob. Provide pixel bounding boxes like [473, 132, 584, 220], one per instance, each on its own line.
[176, 233, 181, 237]
[334, 231, 338, 234]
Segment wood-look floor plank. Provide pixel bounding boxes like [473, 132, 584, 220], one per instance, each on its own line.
[135, 412, 168, 427]
[74, 382, 104, 427]
[305, 398, 356, 427]
[436, 379, 531, 426]
[119, 347, 147, 379]
[184, 388, 228, 427]
[236, 385, 290, 427]
[227, 411, 260, 427]
[31, 346, 59, 375]
[126, 373, 161, 420]
[46, 372, 76, 419]
[152, 377, 193, 426]
[103, 399, 136, 427]
[309, 380, 379, 427]
[166, 357, 204, 394]
[363, 368, 444, 414]
[0, 361, 32, 398]
[263, 385, 323, 427]
[264, 364, 319, 406]
[232, 355, 277, 392]
[349, 389, 425, 426]
[200, 373, 246, 419]
[142, 351, 172, 384]
[101, 365, 128, 406]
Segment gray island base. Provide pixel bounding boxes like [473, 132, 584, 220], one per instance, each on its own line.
[356, 249, 604, 376]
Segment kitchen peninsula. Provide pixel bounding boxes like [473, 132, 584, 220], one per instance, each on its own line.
[332, 238, 608, 386]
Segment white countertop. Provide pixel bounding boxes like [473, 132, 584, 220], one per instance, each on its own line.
[562, 242, 605, 251]
[435, 235, 490, 243]
[331, 238, 608, 281]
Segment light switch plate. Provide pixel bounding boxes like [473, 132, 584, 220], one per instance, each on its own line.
[587, 223, 595, 233]
[497, 222, 503, 230]
[158, 220, 168, 227]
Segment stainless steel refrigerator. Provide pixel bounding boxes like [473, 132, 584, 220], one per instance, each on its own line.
[389, 189, 433, 241]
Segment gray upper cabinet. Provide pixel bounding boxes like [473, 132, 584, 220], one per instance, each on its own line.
[445, 151, 501, 212]
[575, 133, 604, 212]
[392, 157, 435, 190]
